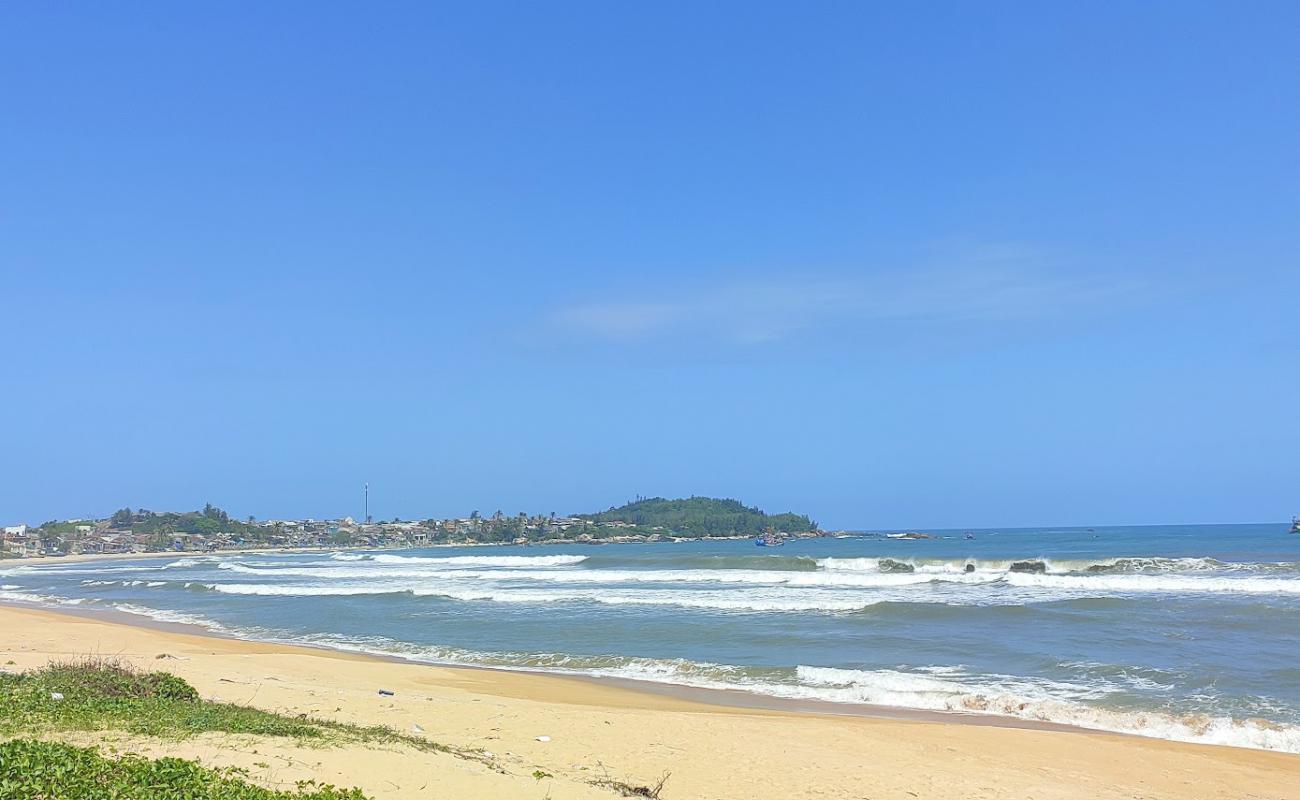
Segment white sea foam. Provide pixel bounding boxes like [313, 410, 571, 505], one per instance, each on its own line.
[206, 583, 390, 597]
[325, 553, 588, 567]
[112, 603, 227, 630]
[215, 562, 991, 588]
[82, 579, 174, 588]
[0, 589, 88, 606]
[814, 555, 1264, 575]
[208, 559, 1300, 597]
[454, 653, 1300, 752]
[1005, 572, 1300, 595]
[164, 558, 211, 568]
[0, 564, 168, 576]
[202, 582, 884, 611]
[781, 666, 1300, 753]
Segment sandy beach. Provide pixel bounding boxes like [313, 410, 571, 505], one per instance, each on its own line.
[1, 604, 1296, 799]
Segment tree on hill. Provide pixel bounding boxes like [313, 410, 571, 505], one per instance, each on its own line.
[201, 503, 230, 524]
[576, 496, 814, 537]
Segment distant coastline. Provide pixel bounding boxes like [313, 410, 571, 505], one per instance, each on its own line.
[0, 531, 820, 567]
[2, 496, 824, 560]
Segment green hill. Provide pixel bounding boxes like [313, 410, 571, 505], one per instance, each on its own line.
[576, 496, 815, 538]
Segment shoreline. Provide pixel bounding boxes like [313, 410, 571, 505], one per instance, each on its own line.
[5, 563, 1300, 754]
[1, 597, 1082, 734]
[2, 604, 1297, 799]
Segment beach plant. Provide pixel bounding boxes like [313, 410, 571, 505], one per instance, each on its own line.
[0, 658, 323, 740]
[589, 769, 671, 799]
[0, 657, 485, 760]
[0, 738, 369, 799]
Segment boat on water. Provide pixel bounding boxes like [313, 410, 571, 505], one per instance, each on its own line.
[755, 527, 786, 547]
[1291, 516, 1300, 534]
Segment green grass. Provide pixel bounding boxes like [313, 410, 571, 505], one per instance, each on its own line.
[0, 657, 470, 757]
[0, 658, 500, 798]
[0, 658, 328, 741]
[0, 738, 368, 799]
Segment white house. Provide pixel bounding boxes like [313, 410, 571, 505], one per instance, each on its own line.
[2, 524, 28, 537]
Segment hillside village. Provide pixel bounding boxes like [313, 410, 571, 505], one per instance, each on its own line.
[2, 498, 823, 558]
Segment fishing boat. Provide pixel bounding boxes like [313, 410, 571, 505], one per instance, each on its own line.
[754, 527, 785, 547]
[1291, 516, 1300, 534]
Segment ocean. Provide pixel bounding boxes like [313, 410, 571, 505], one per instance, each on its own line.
[4, 523, 1299, 753]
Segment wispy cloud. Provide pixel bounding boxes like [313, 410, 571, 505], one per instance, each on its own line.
[550, 255, 1141, 347]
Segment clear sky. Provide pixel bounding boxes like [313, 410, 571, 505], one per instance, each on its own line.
[3, 2, 1298, 529]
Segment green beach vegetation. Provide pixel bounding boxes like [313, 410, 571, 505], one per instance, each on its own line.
[0, 658, 466, 754]
[0, 657, 501, 799]
[0, 739, 367, 800]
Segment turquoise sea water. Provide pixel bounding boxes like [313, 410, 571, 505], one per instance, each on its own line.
[4, 523, 1299, 751]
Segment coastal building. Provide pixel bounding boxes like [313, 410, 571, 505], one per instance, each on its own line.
[2, 527, 41, 557]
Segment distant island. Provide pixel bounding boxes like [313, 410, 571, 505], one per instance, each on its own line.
[578, 496, 815, 538]
[1, 497, 822, 558]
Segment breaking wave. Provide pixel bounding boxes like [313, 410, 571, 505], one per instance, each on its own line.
[326, 553, 588, 567]
[215, 562, 989, 587]
[582, 553, 821, 571]
[784, 666, 1300, 753]
[200, 582, 884, 611]
[814, 556, 1293, 575]
[0, 589, 91, 607]
[1004, 572, 1300, 595]
[206, 560, 1300, 596]
[177, 624, 1300, 754]
[112, 603, 230, 630]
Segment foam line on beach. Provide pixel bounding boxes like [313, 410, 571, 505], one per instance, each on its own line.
[206, 624, 1300, 754]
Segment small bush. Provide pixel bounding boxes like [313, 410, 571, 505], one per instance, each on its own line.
[0, 739, 369, 799]
[0, 658, 321, 740]
[0, 657, 466, 755]
[141, 671, 201, 702]
[33, 657, 199, 701]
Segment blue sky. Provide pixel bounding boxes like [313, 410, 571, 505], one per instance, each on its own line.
[2, 2, 1297, 529]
